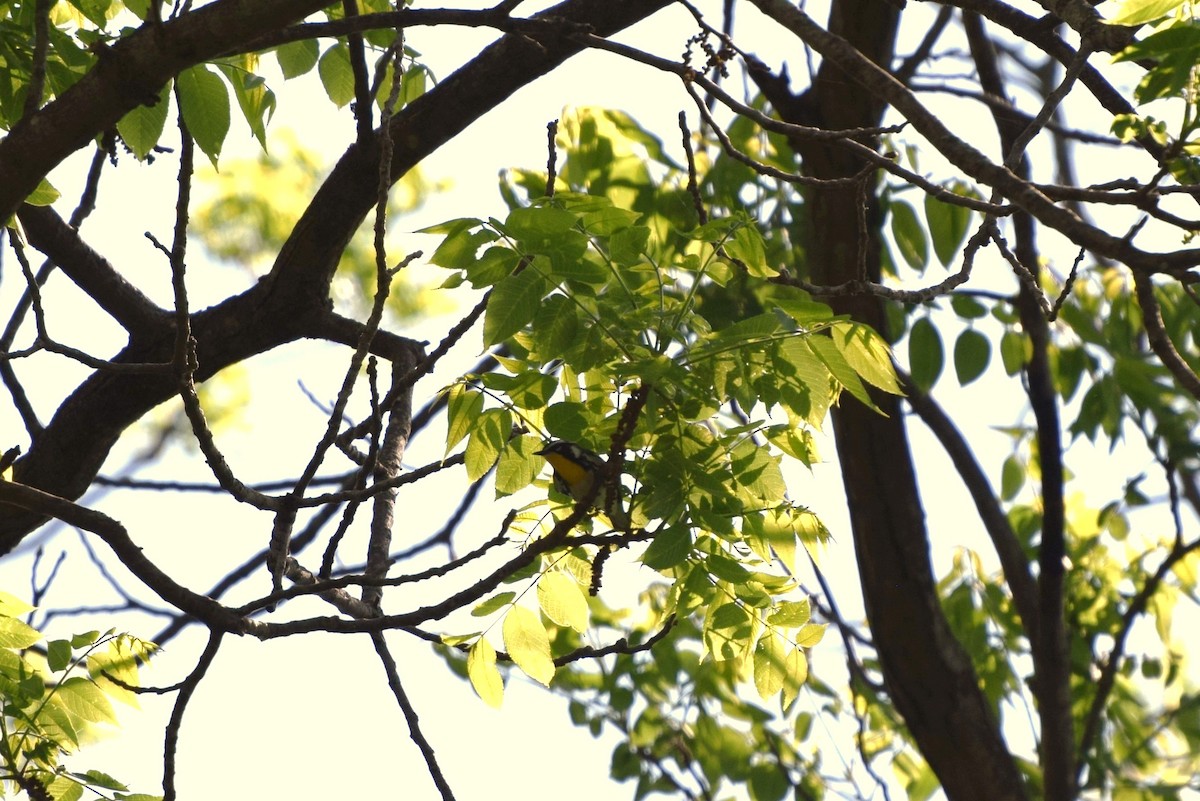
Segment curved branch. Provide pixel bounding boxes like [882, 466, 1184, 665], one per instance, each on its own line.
[0, 480, 247, 633]
[16, 204, 165, 336]
[1133, 271, 1200, 402]
[899, 368, 1039, 645]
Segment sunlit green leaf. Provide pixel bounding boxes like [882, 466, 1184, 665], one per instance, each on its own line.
[467, 638, 504, 708]
[483, 269, 549, 346]
[276, 39, 320, 78]
[0, 615, 42, 648]
[116, 83, 171, 160]
[502, 606, 555, 686]
[537, 571, 589, 632]
[177, 66, 230, 167]
[317, 43, 355, 107]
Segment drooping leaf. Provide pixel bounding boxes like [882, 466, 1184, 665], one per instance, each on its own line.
[317, 43, 355, 107]
[537, 571, 589, 632]
[753, 630, 788, 700]
[890, 200, 928, 272]
[116, 82, 171, 160]
[502, 606, 555, 686]
[276, 39, 320, 79]
[954, 328, 991, 386]
[177, 66, 230, 167]
[925, 192, 973, 267]
[445, 384, 483, 455]
[908, 316, 944, 392]
[495, 436, 541, 496]
[467, 638, 504, 708]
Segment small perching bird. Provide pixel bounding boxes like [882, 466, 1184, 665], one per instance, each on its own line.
[535, 440, 631, 530]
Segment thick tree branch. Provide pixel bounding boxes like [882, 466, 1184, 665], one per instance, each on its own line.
[17, 204, 165, 337]
[963, 15, 1072, 798]
[0, 480, 246, 633]
[761, 0, 1030, 797]
[0, 0, 672, 551]
[900, 368, 1040, 645]
[0, 0, 334, 221]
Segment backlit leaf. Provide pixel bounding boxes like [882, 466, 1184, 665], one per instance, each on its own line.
[177, 66, 230, 167]
[483, 268, 549, 346]
[954, 328, 991, 386]
[502, 606, 555, 686]
[467, 639, 504, 708]
[537, 571, 589, 632]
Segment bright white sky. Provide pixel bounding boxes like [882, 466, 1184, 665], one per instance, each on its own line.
[2, 1, 1196, 799]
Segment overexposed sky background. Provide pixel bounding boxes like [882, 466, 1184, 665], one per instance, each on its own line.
[2, 1, 1196, 799]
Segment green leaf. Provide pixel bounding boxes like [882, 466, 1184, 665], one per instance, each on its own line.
[502, 606, 555, 686]
[72, 769, 127, 792]
[768, 599, 811, 627]
[1114, 25, 1200, 102]
[704, 602, 754, 663]
[781, 646, 808, 707]
[537, 572, 589, 632]
[24, 178, 61, 207]
[725, 223, 776, 277]
[483, 268, 548, 346]
[531, 294, 579, 359]
[55, 676, 116, 725]
[832, 322, 901, 394]
[317, 43, 355, 108]
[276, 39, 320, 78]
[503, 205, 579, 241]
[495, 436, 541, 496]
[581, 205, 639, 236]
[1000, 454, 1025, 501]
[471, 592, 515, 617]
[467, 638, 504, 708]
[609, 225, 650, 266]
[0, 615, 42, 648]
[445, 384, 483, 455]
[807, 335, 879, 411]
[949, 294, 988, 320]
[1000, 329, 1028, 375]
[0, 591, 35, 616]
[749, 762, 789, 801]
[116, 83, 171, 160]
[177, 66, 230, 167]
[464, 408, 509, 482]
[890, 200, 928, 272]
[794, 622, 827, 648]
[47, 639, 72, 672]
[219, 61, 276, 150]
[642, 525, 692, 570]
[753, 631, 787, 700]
[954, 328, 991, 386]
[907, 316, 943, 392]
[925, 192, 973, 267]
[1107, 0, 1186, 26]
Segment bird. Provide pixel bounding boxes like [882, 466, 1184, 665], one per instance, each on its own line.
[535, 440, 631, 530]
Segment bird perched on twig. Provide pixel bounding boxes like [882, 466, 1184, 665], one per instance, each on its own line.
[535, 440, 631, 530]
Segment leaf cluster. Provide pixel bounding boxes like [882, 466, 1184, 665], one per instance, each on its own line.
[0, 592, 158, 801]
